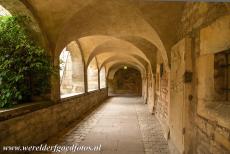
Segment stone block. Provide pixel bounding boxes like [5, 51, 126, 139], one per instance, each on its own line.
[0, 89, 108, 147]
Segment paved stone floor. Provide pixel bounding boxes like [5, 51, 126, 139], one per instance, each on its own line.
[35, 97, 168, 154]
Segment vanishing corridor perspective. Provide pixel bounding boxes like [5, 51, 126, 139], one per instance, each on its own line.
[41, 97, 169, 154]
[0, 0, 230, 154]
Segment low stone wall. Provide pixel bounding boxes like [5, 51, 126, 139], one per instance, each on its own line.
[195, 115, 230, 154]
[0, 89, 108, 147]
[154, 71, 170, 139]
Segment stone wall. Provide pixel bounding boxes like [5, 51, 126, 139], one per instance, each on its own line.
[146, 68, 155, 113]
[108, 68, 142, 95]
[155, 72, 169, 138]
[169, 3, 230, 153]
[193, 14, 230, 154]
[195, 115, 230, 154]
[179, 2, 228, 39]
[0, 89, 108, 147]
[153, 51, 170, 139]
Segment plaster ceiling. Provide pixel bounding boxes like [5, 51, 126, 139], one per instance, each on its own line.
[2, 0, 187, 75]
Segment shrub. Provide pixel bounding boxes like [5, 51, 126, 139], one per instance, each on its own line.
[0, 16, 52, 108]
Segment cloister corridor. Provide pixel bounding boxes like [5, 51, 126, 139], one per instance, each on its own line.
[38, 97, 168, 154]
[0, 1, 230, 154]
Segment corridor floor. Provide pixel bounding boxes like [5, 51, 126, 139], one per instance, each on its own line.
[42, 97, 169, 154]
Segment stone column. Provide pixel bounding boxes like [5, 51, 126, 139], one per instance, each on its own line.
[51, 55, 60, 103]
[98, 69, 101, 90]
[76, 40, 88, 93]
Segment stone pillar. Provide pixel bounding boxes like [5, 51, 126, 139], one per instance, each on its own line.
[76, 40, 88, 93]
[84, 66, 88, 93]
[51, 55, 60, 103]
[146, 71, 150, 104]
[142, 75, 147, 101]
[98, 69, 101, 90]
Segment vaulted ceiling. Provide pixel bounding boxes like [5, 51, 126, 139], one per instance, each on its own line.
[1, 0, 186, 76]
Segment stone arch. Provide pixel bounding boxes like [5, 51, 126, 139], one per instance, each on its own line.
[99, 55, 146, 73]
[0, 0, 50, 50]
[82, 36, 155, 79]
[106, 61, 146, 79]
[86, 37, 150, 67]
[108, 64, 143, 80]
[100, 67, 106, 89]
[54, 0, 169, 70]
[87, 57, 99, 91]
[59, 41, 85, 98]
[108, 66, 142, 96]
[0, 4, 11, 16]
[78, 35, 158, 74]
[119, 36, 158, 72]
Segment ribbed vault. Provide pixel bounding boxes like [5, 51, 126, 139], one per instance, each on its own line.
[106, 61, 145, 78]
[108, 63, 143, 80]
[14, 0, 189, 72]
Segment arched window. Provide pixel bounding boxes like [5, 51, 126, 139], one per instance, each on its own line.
[87, 58, 98, 91]
[100, 67, 106, 89]
[0, 5, 11, 16]
[60, 41, 84, 98]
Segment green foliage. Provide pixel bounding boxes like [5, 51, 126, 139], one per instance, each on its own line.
[0, 15, 53, 108]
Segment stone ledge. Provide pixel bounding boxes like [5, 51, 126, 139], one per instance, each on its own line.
[0, 89, 108, 146]
[0, 89, 108, 122]
[197, 102, 230, 130]
[196, 112, 230, 151]
[0, 101, 53, 122]
[60, 92, 85, 102]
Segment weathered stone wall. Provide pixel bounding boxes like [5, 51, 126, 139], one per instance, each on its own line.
[169, 3, 230, 153]
[0, 89, 108, 147]
[195, 115, 230, 154]
[142, 75, 148, 104]
[108, 68, 142, 95]
[170, 38, 193, 154]
[155, 72, 169, 126]
[193, 14, 230, 154]
[179, 2, 229, 39]
[154, 51, 170, 139]
[146, 67, 155, 113]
